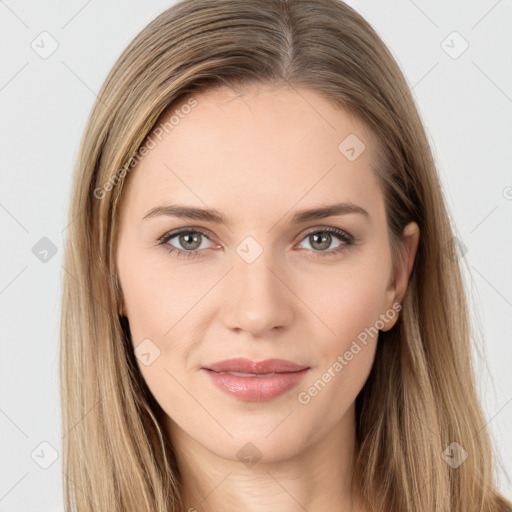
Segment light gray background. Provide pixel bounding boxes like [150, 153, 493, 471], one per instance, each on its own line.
[1, 1, 511, 510]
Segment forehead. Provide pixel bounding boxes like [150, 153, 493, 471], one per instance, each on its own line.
[120, 84, 384, 222]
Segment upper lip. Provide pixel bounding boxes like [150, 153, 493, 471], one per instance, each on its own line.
[203, 358, 309, 374]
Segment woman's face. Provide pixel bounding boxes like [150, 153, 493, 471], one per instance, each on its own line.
[116, 84, 416, 463]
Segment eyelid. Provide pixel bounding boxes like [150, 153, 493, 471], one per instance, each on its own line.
[157, 226, 217, 245]
[295, 225, 354, 245]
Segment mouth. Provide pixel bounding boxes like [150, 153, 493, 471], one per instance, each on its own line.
[212, 371, 282, 377]
[201, 358, 310, 402]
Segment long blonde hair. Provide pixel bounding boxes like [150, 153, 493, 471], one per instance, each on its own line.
[60, 0, 511, 510]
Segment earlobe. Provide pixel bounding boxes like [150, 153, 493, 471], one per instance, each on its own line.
[380, 302, 401, 332]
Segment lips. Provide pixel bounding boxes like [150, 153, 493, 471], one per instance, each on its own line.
[202, 358, 310, 401]
[204, 357, 308, 374]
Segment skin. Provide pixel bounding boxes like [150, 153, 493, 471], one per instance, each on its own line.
[116, 83, 419, 512]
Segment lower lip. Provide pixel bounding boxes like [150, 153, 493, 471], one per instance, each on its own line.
[202, 368, 309, 402]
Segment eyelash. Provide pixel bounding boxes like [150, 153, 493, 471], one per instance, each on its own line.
[157, 226, 354, 260]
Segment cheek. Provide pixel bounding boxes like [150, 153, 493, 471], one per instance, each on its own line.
[299, 282, 381, 386]
[117, 245, 220, 406]
[117, 241, 207, 343]
[117, 251, 210, 414]
[295, 256, 391, 348]
[291, 253, 391, 408]
[292, 265, 388, 426]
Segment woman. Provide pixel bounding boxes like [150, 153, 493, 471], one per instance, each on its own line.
[60, 0, 511, 510]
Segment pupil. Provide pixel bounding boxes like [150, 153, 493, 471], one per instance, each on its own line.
[181, 232, 201, 250]
[312, 233, 330, 251]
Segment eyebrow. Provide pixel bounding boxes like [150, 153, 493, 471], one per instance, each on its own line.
[142, 202, 370, 224]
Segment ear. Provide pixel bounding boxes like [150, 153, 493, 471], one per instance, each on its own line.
[380, 221, 420, 331]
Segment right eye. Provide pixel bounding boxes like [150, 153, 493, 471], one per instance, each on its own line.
[159, 228, 216, 259]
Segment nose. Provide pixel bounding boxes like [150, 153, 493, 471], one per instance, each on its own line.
[220, 246, 295, 338]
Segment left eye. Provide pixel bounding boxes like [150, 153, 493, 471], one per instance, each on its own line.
[296, 228, 352, 253]
[161, 229, 214, 254]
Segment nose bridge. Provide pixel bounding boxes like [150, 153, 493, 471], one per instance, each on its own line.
[221, 236, 294, 336]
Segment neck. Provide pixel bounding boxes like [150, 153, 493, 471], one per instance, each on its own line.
[166, 405, 363, 512]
